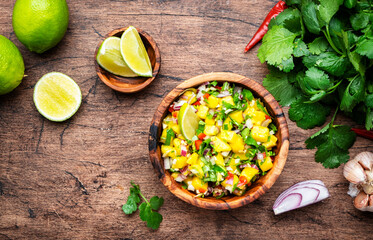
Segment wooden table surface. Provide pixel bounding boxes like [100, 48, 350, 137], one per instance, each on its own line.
[1, 0, 372, 239]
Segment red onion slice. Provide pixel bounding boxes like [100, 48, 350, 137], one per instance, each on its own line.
[226, 176, 234, 186]
[217, 90, 231, 98]
[273, 180, 330, 215]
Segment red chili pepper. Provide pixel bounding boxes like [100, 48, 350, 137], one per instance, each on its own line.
[351, 128, 373, 141]
[198, 133, 206, 140]
[192, 101, 201, 106]
[237, 176, 248, 187]
[244, 1, 287, 52]
[203, 93, 210, 99]
[265, 115, 271, 120]
[216, 86, 222, 90]
[195, 140, 203, 150]
[168, 105, 174, 112]
[226, 172, 234, 180]
[172, 111, 178, 118]
[199, 188, 207, 193]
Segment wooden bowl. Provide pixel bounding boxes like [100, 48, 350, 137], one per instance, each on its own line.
[149, 72, 289, 210]
[94, 27, 161, 93]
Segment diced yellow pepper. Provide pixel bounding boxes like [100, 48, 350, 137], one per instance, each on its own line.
[192, 176, 208, 193]
[233, 152, 249, 160]
[230, 134, 245, 153]
[243, 107, 256, 117]
[161, 145, 176, 158]
[197, 105, 209, 119]
[240, 167, 259, 182]
[211, 136, 231, 152]
[215, 153, 225, 167]
[251, 110, 266, 126]
[221, 96, 235, 106]
[220, 130, 235, 142]
[207, 95, 219, 109]
[172, 156, 188, 169]
[204, 125, 219, 136]
[229, 111, 244, 124]
[187, 152, 199, 165]
[205, 118, 215, 125]
[223, 117, 233, 130]
[251, 126, 270, 143]
[221, 174, 239, 189]
[259, 156, 273, 172]
[262, 135, 278, 149]
[189, 164, 204, 178]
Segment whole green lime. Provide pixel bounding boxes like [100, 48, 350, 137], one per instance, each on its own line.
[12, 0, 69, 54]
[0, 35, 25, 95]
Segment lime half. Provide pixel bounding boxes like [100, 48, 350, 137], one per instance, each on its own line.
[33, 72, 81, 122]
[96, 37, 137, 77]
[120, 26, 152, 77]
[178, 103, 200, 141]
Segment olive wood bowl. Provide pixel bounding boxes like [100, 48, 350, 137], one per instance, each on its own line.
[149, 72, 289, 210]
[94, 27, 161, 93]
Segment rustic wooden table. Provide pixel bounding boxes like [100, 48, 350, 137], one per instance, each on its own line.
[1, 0, 372, 239]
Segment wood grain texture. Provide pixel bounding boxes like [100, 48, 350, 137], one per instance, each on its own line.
[0, 0, 372, 239]
[149, 72, 289, 210]
[95, 27, 161, 93]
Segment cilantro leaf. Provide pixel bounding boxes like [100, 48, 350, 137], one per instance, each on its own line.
[122, 182, 141, 214]
[366, 109, 373, 130]
[149, 196, 164, 211]
[306, 125, 356, 168]
[139, 202, 163, 230]
[242, 89, 254, 101]
[289, 98, 330, 129]
[269, 8, 303, 34]
[258, 25, 298, 67]
[293, 39, 310, 57]
[318, 0, 343, 25]
[350, 13, 369, 31]
[340, 75, 365, 112]
[308, 37, 329, 55]
[301, 0, 321, 34]
[355, 39, 373, 59]
[303, 52, 349, 77]
[262, 67, 301, 106]
[299, 67, 332, 95]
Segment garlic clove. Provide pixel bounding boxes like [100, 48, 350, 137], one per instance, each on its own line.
[356, 152, 373, 170]
[347, 182, 360, 198]
[343, 159, 367, 184]
[354, 191, 369, 209]
[369, 195, 373, 207]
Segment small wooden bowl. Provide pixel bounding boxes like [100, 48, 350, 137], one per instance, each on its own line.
[149, 72, 289, 210]
[94, 27, 161, 93]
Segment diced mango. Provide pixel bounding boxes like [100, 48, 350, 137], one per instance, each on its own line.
[204, 125, 219, 136]
[207, 95, 219, 108]
[205, 118, 215, 125]
[221, 174, 239, 190]
[259, 156, 273, 172]
[192, 176, 208, 193]
[215, 153, 225, 167]
[251, 111, 266, 126]
[170, 122, 181, 135]
[172, 156, 188, 169]
[233, 152, 249, 160]
[197, 105, 209, 119]
[211, 136, 231, 152]
[220, 130, 235, 142]
[160, 128, 168, 143]
[161, 145, 176, 158]
[221, 96, 235, 106]
[262, 135, 277, 149]
[187, 152, 199, 165]
[230, 134, 245, 153]
[240, 167, 259, 182]
[223, 117, 233, 130]
[189, 164, 204, 178]
[251, 126, 270, 143]
[243, 107, 256, 117]
[181, 90, 197, 104]
[229, 111, 244, 124]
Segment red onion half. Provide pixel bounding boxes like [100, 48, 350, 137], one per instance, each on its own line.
[273, 180, 330, 215]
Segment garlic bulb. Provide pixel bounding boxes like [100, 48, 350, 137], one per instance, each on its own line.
[343, 152, 373, 212]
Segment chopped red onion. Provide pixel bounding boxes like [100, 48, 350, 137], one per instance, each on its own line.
[239, 163, 249, 168]
[217, 90, 231, 98]
[217, 120, 223, 127]
[257, 153, 264, 160]
[180, 165, 189, 174]
[181, 145, 187, 157]
[245, 119, 253, 129]
[262, 119, 272, 127]
[250, 164, 259, 170]
[164, 157, 171, 170]
[224, 109, 233, 114]
[239, 94, 243, 100]
[173, 100, 187, 110]
[187, 93, 196, 104]
[201, 82, 209, 86]
[175, 174, 187, 182]
[203, 148, 211, 156]
[226, 176, 234, 185]
[234, 86, 242, 94]
[233, 129, 241, 134]
[273, 180, 330, 215]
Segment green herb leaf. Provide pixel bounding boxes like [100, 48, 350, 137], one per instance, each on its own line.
[301, 0, 321, 34]
[122, 182, 141, 214]
[242, 89, 254, 101]
[289, 98, 330, 129]
[318, 0, 344, 25]
[340, 75, 365, 112]
[299, 67, 332, 94]
[149, 196, 164, 211]
[293, 39, 310, 57]
[355, 39, 373, 59]
[308, 37, 329, 55]
[139, 202, 163, 230]
[258, 25, 298, 67]
[262, 67, 301, 106]
[350, 13, 369, 31]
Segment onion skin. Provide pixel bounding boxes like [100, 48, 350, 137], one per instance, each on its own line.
[343, 152, 373, 212]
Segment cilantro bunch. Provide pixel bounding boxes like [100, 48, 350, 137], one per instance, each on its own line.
[258, 0, 373, 168]
[122, 182, 164, 230]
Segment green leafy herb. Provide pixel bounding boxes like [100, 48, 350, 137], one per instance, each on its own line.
[164, 129, 175, 146]
[122, 182, 164, 230]
[289, 98, 330, 129]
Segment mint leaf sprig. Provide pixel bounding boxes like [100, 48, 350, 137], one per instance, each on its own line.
[122, 182, 164, 230]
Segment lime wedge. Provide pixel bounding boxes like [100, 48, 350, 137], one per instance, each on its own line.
[120, 26, 152, 77]
[33, 72, 82, 122]
[178, 103, 200, 141]
[96, 37, 138, 77]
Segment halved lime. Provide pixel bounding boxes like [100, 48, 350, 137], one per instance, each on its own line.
[120, 26, 152, 77]
[178, 103, 200, 141]
[33, 72, 81, 122]
[96, 37, 137, 77]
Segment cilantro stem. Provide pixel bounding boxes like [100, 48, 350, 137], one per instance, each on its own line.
[139, 191, 150, 205]
[330, 107, 339, 126]
[323, 26, 343, 56]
